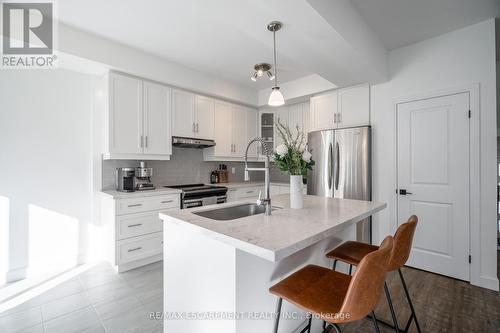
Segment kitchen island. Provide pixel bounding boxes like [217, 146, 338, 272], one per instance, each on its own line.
[159, 194, 386, 333]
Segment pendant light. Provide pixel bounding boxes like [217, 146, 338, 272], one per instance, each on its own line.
[267, 21, 284, 106]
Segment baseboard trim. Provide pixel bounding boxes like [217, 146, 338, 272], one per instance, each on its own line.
[474, 275, 499, 291]
[6, 267, 27, 283]
[115, 254, 162, 273]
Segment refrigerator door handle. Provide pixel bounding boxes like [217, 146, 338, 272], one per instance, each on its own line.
[328, 143, 333, 189]
[335, 141, 340, 190]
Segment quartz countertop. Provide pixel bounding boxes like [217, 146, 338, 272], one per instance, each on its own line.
[214, 181, 305, 188]
[159, 195, 386, 262]
[101, 187, 181, 199]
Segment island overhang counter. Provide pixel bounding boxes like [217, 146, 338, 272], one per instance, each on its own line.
[159, 194, 386, 333]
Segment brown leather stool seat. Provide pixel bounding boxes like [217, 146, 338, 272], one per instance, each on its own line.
[269, 265, 351, 321]
[326, 241, 378, 266]
[325, 215, 421, 333]
[269, 236, 394, 333]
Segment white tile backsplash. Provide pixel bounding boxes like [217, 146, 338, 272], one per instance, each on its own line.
[101, 148, 281, 190]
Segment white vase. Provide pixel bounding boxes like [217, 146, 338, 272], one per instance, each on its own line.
[290, 175, 303, 209]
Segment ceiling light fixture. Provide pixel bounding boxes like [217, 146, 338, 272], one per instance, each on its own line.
[250, 63, 273, 82]
[267, 21, 284, 106]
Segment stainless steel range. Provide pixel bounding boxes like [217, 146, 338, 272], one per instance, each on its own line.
[164, 184, 228, 209]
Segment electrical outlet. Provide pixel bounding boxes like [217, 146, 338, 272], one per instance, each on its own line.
[231, 167, 236, 174]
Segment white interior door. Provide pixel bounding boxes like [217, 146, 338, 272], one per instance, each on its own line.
[397, 92, 470, 281]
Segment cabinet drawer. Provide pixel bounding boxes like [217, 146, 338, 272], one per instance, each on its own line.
[116, 194, 180, 215]
[116, 233, 163, 265]
[116, 211, 163, 240]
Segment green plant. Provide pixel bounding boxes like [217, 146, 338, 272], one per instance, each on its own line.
[273, 118, 315, 176]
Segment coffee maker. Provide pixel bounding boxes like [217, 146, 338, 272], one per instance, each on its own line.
[116, 167, 135, 192]
[134, 161, 155, 191]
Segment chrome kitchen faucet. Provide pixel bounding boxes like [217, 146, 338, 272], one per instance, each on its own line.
[244, 138, 272, 216]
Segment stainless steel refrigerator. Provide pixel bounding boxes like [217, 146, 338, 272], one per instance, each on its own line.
[307, 126, 372, 243]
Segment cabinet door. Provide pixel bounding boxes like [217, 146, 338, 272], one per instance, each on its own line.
[246, 107, 259, 158]
[109, 73, 143, 154]
[231, 105, 247, 158]
[194, 95, 215, 140]
[213, 101, 233, 156]
[171, 89, 194, 138]
[274, 107, 289, 149]
[337, 84, 369, 128]
[310, 91, 336, 131]
[143, 82, 171, 155]
[288, 103, 304, 138]
[259, 111, 275, 155]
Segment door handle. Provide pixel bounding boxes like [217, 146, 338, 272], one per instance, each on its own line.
[328, 143, 333, 189]
[334, 142, 340, 190]
[399, 189, 413, 195]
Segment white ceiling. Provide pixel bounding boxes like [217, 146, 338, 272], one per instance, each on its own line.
[351, 0, 500, 50]
[57, 0, 311, 90]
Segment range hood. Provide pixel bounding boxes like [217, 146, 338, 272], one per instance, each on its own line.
[172, 136, 215, 148]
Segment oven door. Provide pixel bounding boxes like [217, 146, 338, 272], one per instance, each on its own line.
[182, 195, 227, 209]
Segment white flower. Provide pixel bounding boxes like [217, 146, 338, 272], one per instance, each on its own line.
[275, 144, 287, 156]
[298, 143, 306, 153]
[302, 150, 312, 163]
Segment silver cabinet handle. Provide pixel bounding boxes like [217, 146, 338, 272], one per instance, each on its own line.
[127, 204, 142, 208]
[246, 190, 254, 194]
[140, 135, 144, 148]
[337, 113, 341, 123]
[145, 136, 148, 148]
[193, 123, 195, 133]
[127, 223, 143, 228]
[127, 247, 142, 252]
[161, 200, 173, 204]
[196, 123, 199, 133]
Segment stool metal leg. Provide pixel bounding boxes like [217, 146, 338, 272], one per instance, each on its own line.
[348, 264, 352, 275]
[299, 314, 312, 333]
[332, 259, 338, 271]
[273, 298, 283, 333]
[384, 282, 401, 332]
[398, 269, 422, 333]
[371, 311, 381, 333]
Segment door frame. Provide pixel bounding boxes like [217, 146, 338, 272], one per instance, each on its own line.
[392, 83, 480, 285]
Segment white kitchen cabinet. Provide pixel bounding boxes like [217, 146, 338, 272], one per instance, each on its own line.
[171, 89, 195, 138]
[101, 192, 180, 272]
[108, 72, 143, 155]
[337, 84, 370, 128]
[287, 102, 310, 137]
[310, 91, 337, 132]
[309, 84, 369, 132]
[232, 105, 248, 157]
[104, 72, 172, 160]
[194, 95, 215, 140]
[213, 100, 233, 157]
[172, 91, 216, 140]
[206, 102, 258, 161]
[143, 81, 172, 155]
[246, 108, 259, 158]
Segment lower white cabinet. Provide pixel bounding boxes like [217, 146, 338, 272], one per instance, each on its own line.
[101, 192, 180, 272]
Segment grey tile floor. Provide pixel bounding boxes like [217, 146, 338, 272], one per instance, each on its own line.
[0, 261, 164, 333]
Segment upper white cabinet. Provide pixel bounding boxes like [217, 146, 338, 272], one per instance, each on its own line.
[204, 102, 259, 161]
[337, 84, 370, 128]
[108, 73, 143, 155]
[143, 81, 172, 155]
[194, 95, 215, 140]
[309, 84, 369, 132]
[171, 89, 195, 138]
[172, 91, 216, 140]
[310, 91, 337, 132]
[104, 72, 172, 160]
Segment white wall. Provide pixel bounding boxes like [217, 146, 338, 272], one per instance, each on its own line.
[371, 19, 498, 290]
[0, 69, 97, 282]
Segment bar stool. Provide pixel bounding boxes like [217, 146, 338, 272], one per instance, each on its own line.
[326, 215, 421, 333]
[269, 236, 394, 333]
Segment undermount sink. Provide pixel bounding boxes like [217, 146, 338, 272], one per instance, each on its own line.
[193, 203, 280, 221]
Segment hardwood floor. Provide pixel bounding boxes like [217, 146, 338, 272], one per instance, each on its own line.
[339, 260, 500, 333]
[1, 257, 498, 333]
